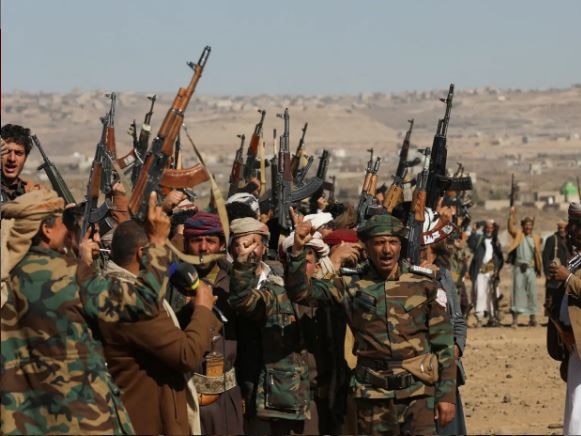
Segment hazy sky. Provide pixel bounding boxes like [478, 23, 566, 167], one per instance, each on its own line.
[2, 0, 580, 95]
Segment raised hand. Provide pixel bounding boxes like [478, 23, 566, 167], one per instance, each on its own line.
[78, 225, 101, 265]
[232, 234, 260, 264]
[145, 191, 171, 245]
[290, 206, 313, 253]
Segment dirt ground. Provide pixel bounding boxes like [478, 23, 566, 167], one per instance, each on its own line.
[461, 273, 566, 435]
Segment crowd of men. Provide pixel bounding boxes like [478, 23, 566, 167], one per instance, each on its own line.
[1, 115, 580, 436]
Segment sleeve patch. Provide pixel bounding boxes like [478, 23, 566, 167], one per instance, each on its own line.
[436, 288, 448, 309]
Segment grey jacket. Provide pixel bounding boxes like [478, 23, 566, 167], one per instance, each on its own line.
[439, 267, 467, 385]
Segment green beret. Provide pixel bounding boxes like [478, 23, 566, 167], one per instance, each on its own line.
[357, 214, 406, 241]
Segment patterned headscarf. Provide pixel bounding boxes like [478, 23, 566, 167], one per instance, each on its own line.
[183, 212, 223, 238]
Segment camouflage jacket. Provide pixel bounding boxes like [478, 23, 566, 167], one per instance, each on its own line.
[0, 177, 41, 203]
[0, 243, 170, 435]
[285, 250, 456, 404]
[229, 261, 311, 421]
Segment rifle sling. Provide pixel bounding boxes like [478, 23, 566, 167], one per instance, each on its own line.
[182, 125, 230, 242]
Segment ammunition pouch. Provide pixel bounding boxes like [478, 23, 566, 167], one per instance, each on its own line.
[401, 353, 439, 385]
[357, 353, 439, 388]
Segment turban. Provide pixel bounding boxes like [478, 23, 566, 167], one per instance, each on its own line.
[323, 229, 359, 246]
[304, 212, 333, 231]
[230, 217, 270, 238]
[1, 189, 64, 288]
[183, 212, 223, 238]
[226, 192, 259, 215]
[357, 214, 406, 242]
[280, 232, 329, 258]
[569, 202, 581, 224]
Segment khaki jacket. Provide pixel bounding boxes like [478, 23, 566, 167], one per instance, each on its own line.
[506, 209, 543, 274]
[566, 268, 581, 359]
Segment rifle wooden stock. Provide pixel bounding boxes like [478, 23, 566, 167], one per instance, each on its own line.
[128, 46, 210, 221]
[361, 172, 372, 194]
[106, 126, 116, 157]
[369, 175, 378, 196]
[413, 190, 426, 222]
[383, 185, 403, 213]
[159, 164, 209, 194]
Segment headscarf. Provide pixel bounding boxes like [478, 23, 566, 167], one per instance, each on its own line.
[230, 217, 270, 238]
[303, 212, 333, 231]
[1, 189, 64, 306]
[183, 212, 223, 238]
[226, 192, 259, 216]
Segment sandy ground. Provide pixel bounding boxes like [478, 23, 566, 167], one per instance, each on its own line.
[461, 274, 567, 435]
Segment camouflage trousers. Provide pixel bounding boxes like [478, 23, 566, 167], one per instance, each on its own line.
[355, 395, 435, 436]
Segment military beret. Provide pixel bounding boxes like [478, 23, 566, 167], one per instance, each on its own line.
[357, 214, 406, 241]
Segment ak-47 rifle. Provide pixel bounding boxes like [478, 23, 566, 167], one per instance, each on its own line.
[32, 135, 76, 205]
[81, 118, 115, 238]
[274, 109, 324, 231]
[243, 109, 266, 182]
[128, 47, 211, 222]
[275, 109, 293, 230]
[509, 173, 517, 207]
[425, 84, 472, 209]
[291, 122, 314, 186]
[228, 134, 245, 197]
[100, 92, 117, 196]
[130, 94, 157, 186]
[406, 148, 431, 265]
[357, 148, 382, 225]
[384, 119, 415, 213]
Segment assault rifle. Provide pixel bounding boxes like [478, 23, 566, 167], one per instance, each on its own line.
[274, 109, 324, 231]
[228, 134, 245, 197]
[32, 135, 76, 204]
[291, 122, 314, 185]
[406, 148, 431, 265]
[243, 109, 266, 182]
[509, 173, 517, 207]
[383, 119, 415, 213]
[100, 92, 117, 196]
[425, 84, 472, 209]
[130, 94, 157, 186]
[128, 47, 211, 222]
[357, 148, 381, 225]
[317, 149, 333, 194]
[81, 118, 114, 238]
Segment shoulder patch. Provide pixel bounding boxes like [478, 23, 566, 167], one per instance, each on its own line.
[408, 265, 437, 280]
[436, 288, 448, 309]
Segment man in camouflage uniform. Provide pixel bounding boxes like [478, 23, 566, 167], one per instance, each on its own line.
[1, 124, 41, 203]
[285, 213, 456, 435]
[228, 217, 311, 435]
[1, 190, 171, 435]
